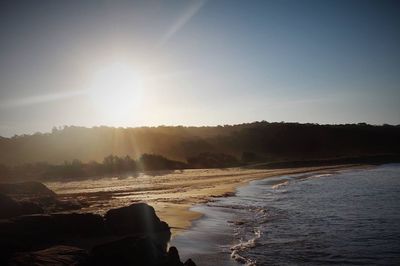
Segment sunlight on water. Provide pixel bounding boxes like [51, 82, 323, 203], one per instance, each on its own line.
[172, 164, 400, 265]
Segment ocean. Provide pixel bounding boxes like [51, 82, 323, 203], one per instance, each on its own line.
[171, 164, 400, 265]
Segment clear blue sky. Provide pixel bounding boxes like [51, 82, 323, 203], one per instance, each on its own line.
[0, 0, 399, 136]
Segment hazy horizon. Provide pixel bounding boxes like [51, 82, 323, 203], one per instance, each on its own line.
[1, 0, 399, 137]
[2, 120, 400, 139]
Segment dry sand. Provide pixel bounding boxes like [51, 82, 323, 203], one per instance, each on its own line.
[47, 164, 364, 236]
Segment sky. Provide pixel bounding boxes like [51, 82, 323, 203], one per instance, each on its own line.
[0, 0, 399, 137]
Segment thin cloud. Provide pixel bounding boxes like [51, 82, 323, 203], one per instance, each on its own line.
[0, 90, 86, 109]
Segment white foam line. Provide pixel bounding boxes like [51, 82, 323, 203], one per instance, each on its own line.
[230, 229, 261, 265]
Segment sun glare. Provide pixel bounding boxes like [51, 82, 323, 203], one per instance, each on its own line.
[87, 62, 142, 120]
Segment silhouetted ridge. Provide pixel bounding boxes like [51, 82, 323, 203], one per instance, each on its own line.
[0, 122, 399, 180]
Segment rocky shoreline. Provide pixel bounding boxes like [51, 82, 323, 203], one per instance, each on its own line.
[0, 182, 196, 266]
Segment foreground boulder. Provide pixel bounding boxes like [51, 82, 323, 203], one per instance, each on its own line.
[183, 259, 196, 266]
[0, 202, 195, 266]
[89, 236, 165, 266]
[9, 239, 196, 266]
[4, 212, 104, 238]
[104, 203, 170, 235]
[0, 212, 104, 258]
[88, 237, 196, 266]
[9, 245, 88, 266]
[0, 194, 44, 219]
[51, 213, 105, 237]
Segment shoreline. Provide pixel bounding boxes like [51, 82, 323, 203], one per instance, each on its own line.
[152, 164, 369, 237]
[45, 164, 372, 237]
[171, 163, 400, 266]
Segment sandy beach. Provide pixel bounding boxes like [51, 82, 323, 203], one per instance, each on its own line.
[46, 164, 363, 236]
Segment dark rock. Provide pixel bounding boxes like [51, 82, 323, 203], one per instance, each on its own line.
[0, 194, 44, 219]
[0, 182, 56, 198]
[104, 203, 171, 240]
[183, 259, 197, 266]
[0, 182, 82, 214]
[0, 214, 54, 243]
[0, 202, 195, 266]
[18, 200, 44, 215]
[166, 246, 183, 266]
[3, 212, 104, 238]
[0, 194, 23, 219]
[89, 236, 166, 266]
[9, 245, 88, 266]
[0, 212, 105, 255]
[52, 213, 105, 237]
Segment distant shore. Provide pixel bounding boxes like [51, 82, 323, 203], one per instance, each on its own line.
[47, 163, 369, 236]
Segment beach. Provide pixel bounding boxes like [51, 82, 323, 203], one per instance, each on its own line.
[170, 164, 400, 265]
[46, 164, 363, 236]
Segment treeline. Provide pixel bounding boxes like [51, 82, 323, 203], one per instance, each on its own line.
[0, 154, 185, 181]
[0, 152, 241, 181]
[2, 152, 399, 182]
[0, 121, 399, 167]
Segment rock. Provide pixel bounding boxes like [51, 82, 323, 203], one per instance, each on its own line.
[89, 236, 166, 266]
[0, 194, 24, 219]
[167, 246, 181, 261]
[0, 202, 195, 266]
[0, 182, 82, 214]
[18, 200, 44, 215]
[9, 245, 88, 266]
[166, 246, 183, 266]
[104, 203, 171, 240]
[0, 182, 56, 198]
[0, 193, 43, 219]
[2, 214, 54, 240]
[183, 259, 197, 266]
[3, 212, 104, 238]
[0, 193, 20, 218]
[0, 212, 105, 256]
[51, 213, 105, 237]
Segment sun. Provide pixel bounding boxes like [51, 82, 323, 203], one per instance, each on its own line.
[87, 62, 142, 120]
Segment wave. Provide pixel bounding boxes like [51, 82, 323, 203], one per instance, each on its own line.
[306, 173, 332, 179]
[271, 180, 290, 189]
[271, 173, 334, 189]
[230, 228, 261, 265]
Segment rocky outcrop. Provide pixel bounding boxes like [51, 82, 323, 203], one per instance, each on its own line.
[8, 239, 196, 266]
[51, 213, 105, 237]
[0, 212, 104, 263]
[105, 203, 168, 235]
[183, 259, 197, 266]
[88, 237, 196, 266]
[0, 182, 81, 218]
[0, 182, 56, 197]
[89, 236, 165, 266]
[8, 246, 88, 266]
[1, 202, 196, 266]
[0, 194, 43, 219]
[1, 213, 104, 239]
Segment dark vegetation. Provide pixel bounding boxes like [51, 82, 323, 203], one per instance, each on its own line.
[0, 122, 399, 180]
[0, 154, 188, 181]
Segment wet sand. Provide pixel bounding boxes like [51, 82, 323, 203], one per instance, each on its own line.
[46, 165, 364, 236]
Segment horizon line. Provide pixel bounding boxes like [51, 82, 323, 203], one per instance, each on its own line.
[3, 120, 399, 139]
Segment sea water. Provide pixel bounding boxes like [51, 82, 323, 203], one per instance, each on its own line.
[171, 164, 400, 265]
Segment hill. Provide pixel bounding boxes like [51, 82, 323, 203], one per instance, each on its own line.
[0, 122, 399, 166]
